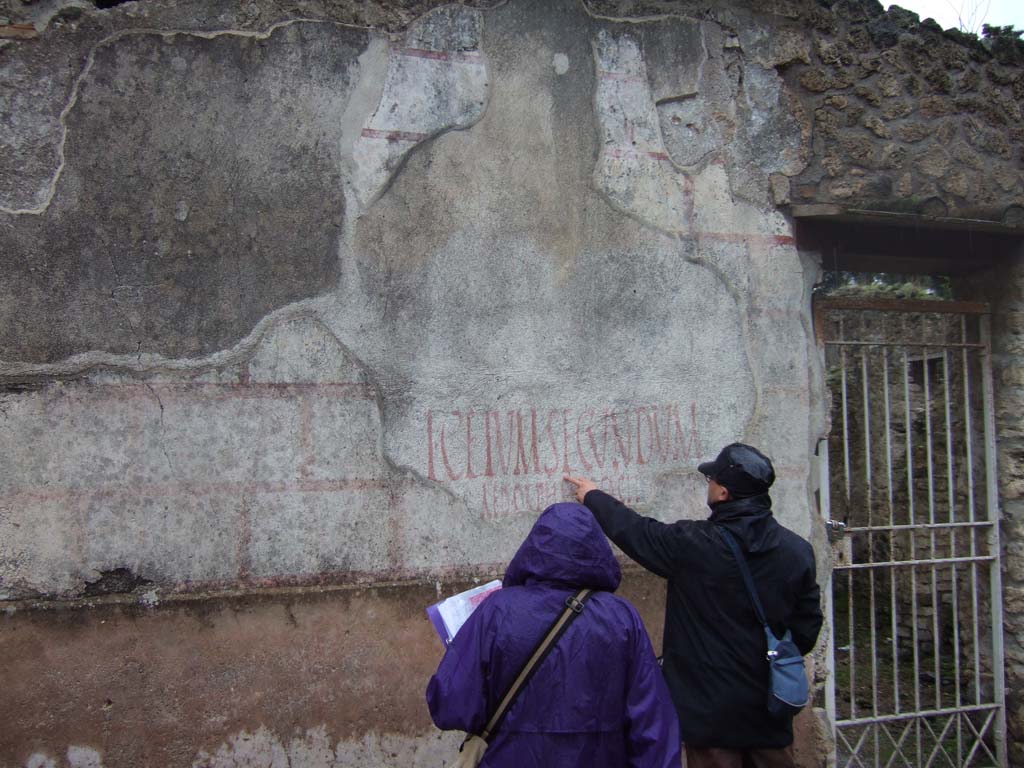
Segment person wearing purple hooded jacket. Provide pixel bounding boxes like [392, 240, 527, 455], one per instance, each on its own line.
[426, 502, 681, 768]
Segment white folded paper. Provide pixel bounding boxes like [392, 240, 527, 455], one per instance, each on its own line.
[426, 579, 502, 646]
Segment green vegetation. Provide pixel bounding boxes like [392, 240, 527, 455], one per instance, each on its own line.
[982, 23, 1024, 64]
[815, 272, 953, 300]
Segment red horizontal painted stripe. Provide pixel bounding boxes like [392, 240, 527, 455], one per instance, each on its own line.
[605, 147, 671, 161]
[360, 127, 431, 143]
[3, 478, 390, 505]
[33, 382, 377, 402]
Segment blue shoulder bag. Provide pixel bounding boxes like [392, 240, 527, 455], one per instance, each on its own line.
[717, 526, 809, 718]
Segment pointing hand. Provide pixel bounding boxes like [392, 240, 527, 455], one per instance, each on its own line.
[563, 475, 598, 503]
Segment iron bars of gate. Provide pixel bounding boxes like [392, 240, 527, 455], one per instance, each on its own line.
[815, 298, 1006, 768]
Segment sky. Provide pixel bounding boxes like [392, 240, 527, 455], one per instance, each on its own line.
[885, 0, 1024, 33]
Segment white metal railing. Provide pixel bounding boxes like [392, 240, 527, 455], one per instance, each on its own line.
[817, 299, 1006, 768]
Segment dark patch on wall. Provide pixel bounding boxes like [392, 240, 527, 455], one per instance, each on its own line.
[0, 23, 366, 363]
[82, 568, 153, 597]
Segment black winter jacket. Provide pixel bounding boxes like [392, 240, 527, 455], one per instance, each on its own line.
[583, 490, 823, 749]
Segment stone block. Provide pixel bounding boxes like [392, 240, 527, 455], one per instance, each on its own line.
[800, 69, 832, 93]
[881, 143, 906, 169]
[936, 120, 958, 143]
[965, 122, 1013, 159]
[881, 99, 912, 119]
[949, 141, 984, 169]
[815, 108, 841, 139]
[838, 135, 876, 165]
[864, 115, 890, 138]
[940, 169, 971, 198]
[897, 122, 931, 142]
[828, 179, 860, 199]
[854, 84, 881, 106]
[815, 38, 849, 66]
[916, 145, 950, 178]
[878, 72, 901, 96]
[833, 69, 856, 89]
[919, 95, 953, 118]
[895, 171, 914, 196]
[765, 29, 812, 68]
[1005, 586, 1024, 615]
[993, 168, 1022, 193]
[846, 102, 865, 126]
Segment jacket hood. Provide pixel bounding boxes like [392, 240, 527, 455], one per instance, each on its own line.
[504, 502, 622, 591]
[708, 494, 781, 553]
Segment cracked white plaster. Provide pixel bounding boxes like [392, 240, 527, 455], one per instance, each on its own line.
[347, 6, 489, 214]
[0, 314, 386, 596]
[0, 309, 501, 597]
[690, 163, 790, 238]
[592, 30, 692, 238]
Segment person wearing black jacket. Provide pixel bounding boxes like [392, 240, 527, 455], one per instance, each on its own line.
[565, 443, 823, 768]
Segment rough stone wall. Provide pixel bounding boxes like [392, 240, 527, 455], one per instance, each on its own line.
[988, 257, 1024, 767]
[781, 1, 1024, 221]
[959, 249, 1024, 767]
[990, 254, 1024, 767]
[0, 0, 1020, 765]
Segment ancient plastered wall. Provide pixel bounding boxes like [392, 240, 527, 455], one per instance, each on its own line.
[1, 0, 827, 764]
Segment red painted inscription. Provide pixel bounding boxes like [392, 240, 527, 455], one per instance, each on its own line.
[426, 402, 701, 518]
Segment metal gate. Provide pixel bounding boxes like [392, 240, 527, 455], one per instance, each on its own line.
[815, 298, 1007, 768]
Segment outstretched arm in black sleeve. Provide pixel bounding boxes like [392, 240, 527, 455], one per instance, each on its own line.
[565, 476, 686, 579]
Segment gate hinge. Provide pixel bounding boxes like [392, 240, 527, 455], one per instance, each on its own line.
[826, 519, 847, 542]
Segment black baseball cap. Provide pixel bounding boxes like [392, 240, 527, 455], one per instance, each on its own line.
[698, 443, 775, 499]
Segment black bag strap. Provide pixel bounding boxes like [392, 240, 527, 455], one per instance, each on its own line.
[477, 588, 593, 743]
[716, 526, 769, 630]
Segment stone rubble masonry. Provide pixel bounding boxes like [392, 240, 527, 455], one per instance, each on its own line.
[984, 246, 1024, 768]
[0, 0, 1020, 764]
[779, 0, 1024, 222]
[957, 243, 1024, 766]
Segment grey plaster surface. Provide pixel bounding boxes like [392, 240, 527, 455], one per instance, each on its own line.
[1, 20, 364, 361]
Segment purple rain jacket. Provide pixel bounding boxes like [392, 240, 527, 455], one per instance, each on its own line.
[426, 503, 681, 768]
